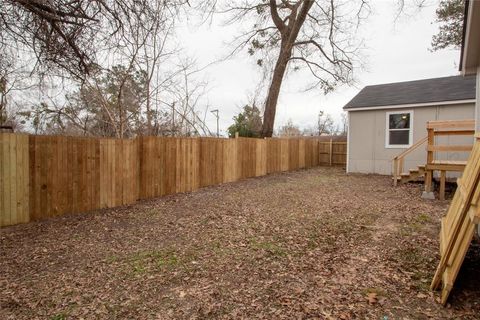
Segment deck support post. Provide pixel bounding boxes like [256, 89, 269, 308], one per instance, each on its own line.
[439, 170, 446, 201]
[425, 170, 433, 192]
[422, 126, 436, 199]
[422, 169, 435, 200]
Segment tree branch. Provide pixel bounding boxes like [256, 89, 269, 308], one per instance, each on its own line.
[269, 0, 286, 36]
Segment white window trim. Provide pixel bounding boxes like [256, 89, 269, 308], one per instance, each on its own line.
[385, 110, 413, 149]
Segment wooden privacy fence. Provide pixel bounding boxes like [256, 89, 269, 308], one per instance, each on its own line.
[0, 134, 347, 227]
[319, 139, 347, 166]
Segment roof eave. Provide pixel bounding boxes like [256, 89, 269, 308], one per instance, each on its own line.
[343, 99, 476, 112]
[460, 0, 480, 75]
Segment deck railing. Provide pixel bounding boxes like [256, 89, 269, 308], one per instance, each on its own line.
[392, 119, 475, 199]
[392, 136, 428, 186]
[424, 119, 475, 199]
[426, 119, 475, 166]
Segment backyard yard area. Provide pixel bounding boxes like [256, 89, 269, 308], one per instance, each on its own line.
[1, 167, 480, 319]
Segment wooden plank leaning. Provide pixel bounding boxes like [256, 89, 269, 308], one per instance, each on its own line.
[430, 134, 480, 304]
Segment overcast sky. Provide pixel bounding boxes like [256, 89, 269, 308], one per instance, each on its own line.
[177, 0, 461, 136]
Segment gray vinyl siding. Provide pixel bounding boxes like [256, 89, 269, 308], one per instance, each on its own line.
[347, 103, 475, 175]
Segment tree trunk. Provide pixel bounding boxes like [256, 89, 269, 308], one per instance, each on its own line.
[261, 46, 291, 137]
[260, 0, 313, 138]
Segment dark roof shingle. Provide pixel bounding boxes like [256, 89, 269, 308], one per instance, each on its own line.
[343, 75, 476, 110]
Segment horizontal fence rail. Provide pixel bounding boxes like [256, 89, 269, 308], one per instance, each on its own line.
[0, 134, 347, 227]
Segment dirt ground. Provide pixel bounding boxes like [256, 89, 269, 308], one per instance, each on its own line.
[1, 167, 480, 319]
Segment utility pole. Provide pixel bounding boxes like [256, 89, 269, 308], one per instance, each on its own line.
[210, 109, 219, 137]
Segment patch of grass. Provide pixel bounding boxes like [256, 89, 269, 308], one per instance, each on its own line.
[401, 247, 423, 265]
[306, 228, 336, 250]
[304, 215, 365, 252]
[409, 222, 423, 232]
[394, 246, 432, 290]
[125, 249, 187, 275]
[155, 251, 179, 268]
[210, 240, 222, 251]
[198, 215, 216, 226]
[395, 247, 424, 268]
[398, 226, 411, 237]
[400, 223, 420, 235]
[106, 254, 119, 263]
[306, 235, 320, 250]
[412, 270, 431, 291]
[210, 240, 230, 256]
[250, 238, 287, 257]
[400, 214, 433, 236]
[132, 260, 147, 274]
[415, 213, 432, 224]
[71, 234, 81, 240]
[357, 209, 379, 227]
[50, 314, 67, 320]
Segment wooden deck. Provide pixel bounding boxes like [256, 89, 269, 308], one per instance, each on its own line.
[427, 160, 468, 172]
[424, 120, 475, 200]
[393, 119, 475, 200]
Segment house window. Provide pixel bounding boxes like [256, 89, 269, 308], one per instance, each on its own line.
[386, 111, 413, 148]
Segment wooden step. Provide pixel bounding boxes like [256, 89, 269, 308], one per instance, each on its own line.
[393, 164, 428, 185]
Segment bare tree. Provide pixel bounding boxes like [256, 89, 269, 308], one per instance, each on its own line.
[0, 49, 38, 129]
[164, 60, 213, 136]
[205, 0, 369, 137]
[8, 0, 214, 138]
[19, 61, 213, 138]
[316, 110, 334, 135]
[19, 66, 146, 137]
[278, 119, 302, 137]
[0, 0, 189, 79]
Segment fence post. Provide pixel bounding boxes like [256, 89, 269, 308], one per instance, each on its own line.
[329, 139, 333, 166]
[235, 131, 239, 139]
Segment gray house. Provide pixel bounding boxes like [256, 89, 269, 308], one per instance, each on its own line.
[344, 75, 476, 175]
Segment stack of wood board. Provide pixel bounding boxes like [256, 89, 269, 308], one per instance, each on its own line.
[431, 134, 480, 305]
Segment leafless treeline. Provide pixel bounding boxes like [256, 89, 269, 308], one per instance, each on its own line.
[1, 0, 213, 138]
[1, 1, 421, 138]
